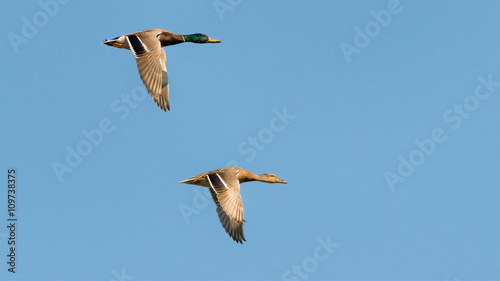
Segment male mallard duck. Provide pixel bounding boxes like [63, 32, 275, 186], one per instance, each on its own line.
[180, 167, 287, 243]
[102, 29, 220, 111]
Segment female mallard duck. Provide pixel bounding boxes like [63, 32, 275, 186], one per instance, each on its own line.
[102, 29, 220, 111]
[180, 167, 287, 243]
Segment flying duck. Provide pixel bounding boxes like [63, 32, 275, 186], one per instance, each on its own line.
[102, 29, 220, 111]
[180, 167, 287, 243]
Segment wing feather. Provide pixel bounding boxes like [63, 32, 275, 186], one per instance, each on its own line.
[207, 173, 246, 243]
[127, 35, 170, 111]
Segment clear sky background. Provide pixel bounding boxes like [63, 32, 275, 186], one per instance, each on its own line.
[1, 0, 500, 280]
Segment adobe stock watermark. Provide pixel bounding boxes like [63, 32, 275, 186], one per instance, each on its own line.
[7, 0, 71, 53]
[339, 0, 403, 64]
[51, 86, 149, 183]
[178, 188, 212, 224]
[109, 267, 135, 281]
[385, 74, 500, 191]
[235, 107, 296, 163]
[213, 0, 243, 21]
[281, 235, 340, 281]
[178, 106, 295, 224]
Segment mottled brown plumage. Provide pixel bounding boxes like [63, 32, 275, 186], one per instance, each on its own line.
[180, 167, 287, 243]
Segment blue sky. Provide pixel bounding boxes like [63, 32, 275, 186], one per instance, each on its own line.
[1, 0, 500, 280]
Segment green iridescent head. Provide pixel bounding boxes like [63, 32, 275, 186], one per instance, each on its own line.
[184, 33, 221, 43]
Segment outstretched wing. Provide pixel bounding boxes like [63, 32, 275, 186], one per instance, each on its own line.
[207, 173, 246, 243]
[127, 34, 170, 111]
